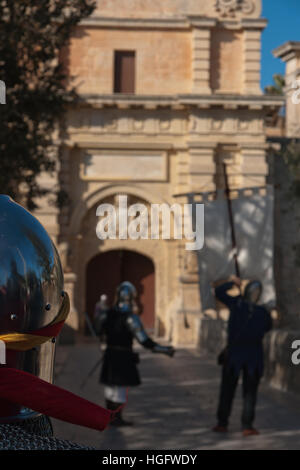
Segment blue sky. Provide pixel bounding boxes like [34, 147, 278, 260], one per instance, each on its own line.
[261, 0, 300, 90]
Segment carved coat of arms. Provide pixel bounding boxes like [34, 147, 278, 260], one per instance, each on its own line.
[215, 0, 254, 17]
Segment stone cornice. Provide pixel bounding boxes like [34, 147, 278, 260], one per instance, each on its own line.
[238, 142, 269, 149]
[179, 94, 284, 109]
[240, 17, 267, 29]
[79, 15, 265, 31]
[273, 41, 300, 61]
[77, 93, 284, 111]
[64, 141, 174, 151]
[217, 17, 267, 30]
[80, 16, 190, 30]
[186, 142, 217, 150]
[186, 16, 217, 28]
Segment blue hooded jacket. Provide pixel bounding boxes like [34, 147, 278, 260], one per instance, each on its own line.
[215, 281, 272, 376]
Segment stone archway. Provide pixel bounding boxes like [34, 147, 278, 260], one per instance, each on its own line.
[86, 249, 155, 329]
[67, 186, 174, 339]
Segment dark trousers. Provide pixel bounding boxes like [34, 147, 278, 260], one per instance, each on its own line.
[217, 365, 260, 429]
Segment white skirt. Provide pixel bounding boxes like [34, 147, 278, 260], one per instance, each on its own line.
[104, 385, 127, 404]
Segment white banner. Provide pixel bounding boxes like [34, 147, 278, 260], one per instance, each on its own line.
[189, 186, 276, 311]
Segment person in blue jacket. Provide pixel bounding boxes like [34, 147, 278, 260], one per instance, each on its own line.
[212, 275, 272, 436]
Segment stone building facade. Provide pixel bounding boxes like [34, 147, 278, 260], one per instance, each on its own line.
[274, 42, 300, 138]
[35, 0, 282, 345]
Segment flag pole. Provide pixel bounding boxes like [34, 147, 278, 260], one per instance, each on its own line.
[223, 163, 242, 290]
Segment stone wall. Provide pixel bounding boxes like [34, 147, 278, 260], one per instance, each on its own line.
[67, 29, 192, 95]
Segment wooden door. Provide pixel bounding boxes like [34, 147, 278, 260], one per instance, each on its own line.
[86, 250, 155, 330]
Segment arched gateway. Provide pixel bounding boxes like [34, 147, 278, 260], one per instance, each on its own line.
[86, 249, 155, 329]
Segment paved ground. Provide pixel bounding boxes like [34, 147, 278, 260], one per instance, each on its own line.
[52, 339, 300, 450]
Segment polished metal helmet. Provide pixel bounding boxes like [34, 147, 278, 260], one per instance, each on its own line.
[243, 280, 262, 304]
[115, 281, 137, 312]
[0, 195, 66, 423]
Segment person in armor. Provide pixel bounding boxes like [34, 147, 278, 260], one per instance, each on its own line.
[94, 281, 175, 426]
[212, 275, 272, 437]
[0, 195, 114, 450]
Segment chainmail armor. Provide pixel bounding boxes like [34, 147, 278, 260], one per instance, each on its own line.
[10, 415, 54, 437]
[0, 423, 94, 450]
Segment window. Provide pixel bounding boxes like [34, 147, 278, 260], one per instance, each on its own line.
[114, 51, 136, 94]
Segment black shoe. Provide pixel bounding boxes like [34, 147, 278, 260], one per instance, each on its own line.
[106, 399, 119, 411]
[111, 408, 134, 427]
[110, 415, 134, 427]
[106, 401, 133, 427]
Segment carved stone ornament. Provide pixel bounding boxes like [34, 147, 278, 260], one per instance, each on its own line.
[133, 119, 145, 131]
[238, 119, 249, 131]
[215, 0, 254, 17]
[211, 119, 223, 131]
[159, 119, 171, 131]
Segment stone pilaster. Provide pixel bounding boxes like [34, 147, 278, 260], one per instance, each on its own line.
[187, 144, 216, 193]
[175, 150, 189, 195]
[191, 26, 213, 94]
[173, 246, 202, 346]
[243, 27, 263, 95]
